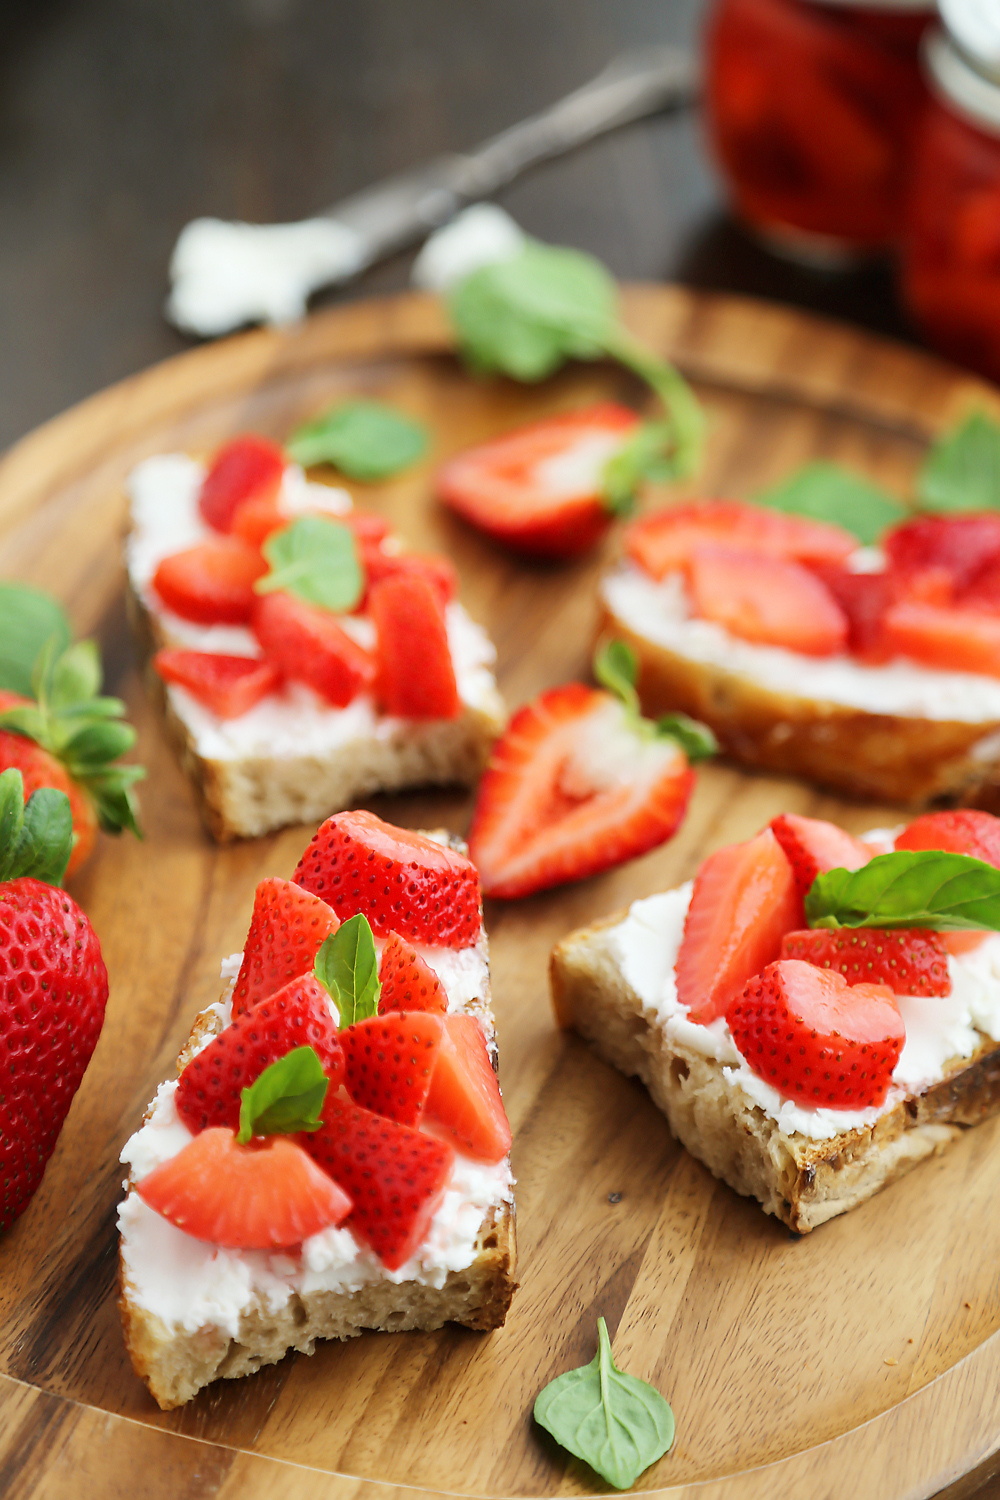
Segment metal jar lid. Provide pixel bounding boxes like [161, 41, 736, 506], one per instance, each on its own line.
[925, 7, 1000, 138]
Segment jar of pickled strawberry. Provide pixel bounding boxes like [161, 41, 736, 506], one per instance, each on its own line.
[705, 0, 933, 261]
[901, 5, 1000, 379]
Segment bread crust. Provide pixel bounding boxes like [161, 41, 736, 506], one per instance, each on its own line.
[550, 914, 1000, 1233]
[126, 577, 507, 841]
[597, 602, 1000, 810]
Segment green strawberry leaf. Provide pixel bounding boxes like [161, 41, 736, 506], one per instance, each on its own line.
[0, 769, 25, 872]
[47, 639, 102, 709]
[314, 913, 381, 1025]
[756, 461, 904, 545]
[656, 712, 718, 763]
[593, 638, 641, 715]
[287, 401, 428, 481]
[255, 516, 364, 612]
[917, 412, 1000, 514]
[0, 584, 71, 698]
[593, 638, 717, 763]
[237, 1046, 329, 1144]
[534, 1317, 675, 1490]
[805, 850, 1000, 931]
[0, 770, 73, 887]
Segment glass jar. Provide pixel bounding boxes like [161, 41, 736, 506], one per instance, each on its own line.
[901, 10, 1000, 380]
[705, 0, 934, 261]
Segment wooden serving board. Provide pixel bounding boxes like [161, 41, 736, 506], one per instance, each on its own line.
[3, 289, 1000, 1500]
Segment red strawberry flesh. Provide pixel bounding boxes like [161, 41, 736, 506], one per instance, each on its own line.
[152, 537, 267, 625]
[153, 650, 280, 720]
[369, 573, 460, 719]
[253, 591, 376, 706]
[423, 1014, 512, 1163]
[780, 927, 951, 996]
[769, 813, 873, 898]
[341, 1011, 444, 1125]
[378, 933, 447, 1014]
[895, 809, 1000, 867]
[625, 499, 857, 581]
[232, 877, 340, 1016]
[199, 435, 286, 533]
[686, 546, 848, 655]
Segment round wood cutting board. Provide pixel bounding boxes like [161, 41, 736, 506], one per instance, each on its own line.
[2, 289, 1000, 1500]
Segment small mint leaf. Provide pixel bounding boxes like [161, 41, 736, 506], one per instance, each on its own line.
[287, 401, 428, 480]
[918, 412, 1000, 514]
[237, 1046, 329, 1144]
[256, 516, 363, 612]
[656, 712, 717, 762]
[0, 586, 70, 699]
[805, 849, 1000, 931]
[593, 638, 640, 715]
[756, 462, 903, 546]
[314, 913, 380, 1026]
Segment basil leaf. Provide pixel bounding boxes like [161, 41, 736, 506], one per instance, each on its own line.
[601, 419, 676, 514]
[534, 1318, 675, 1490]
[287, 401, 428, 480]
[314, 913, 380, 1025]
[657, 712, 718, 763]
[805, 850, 1000, 931]
[0, 585, 71, 698]
[756, 462, 904, 545]
[256, 516, 363, 612]
[237, 1046, 329, 1144]
[918, 412, 1000, 513]
[48, 640, 102, 710]
[593, 638, 640, 715]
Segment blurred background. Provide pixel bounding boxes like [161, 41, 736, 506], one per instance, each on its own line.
[0, 0, 984, 451]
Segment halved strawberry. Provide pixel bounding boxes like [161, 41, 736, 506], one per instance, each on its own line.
[424, 1014, 511, 1163]
[152, 537, 267, 625]
[153, 650, 280, 719]
[232, 877, 341, 1017]
[378, 933, 447, 1014]
[175, 974, 344, 1134]
[437, 404, 639, 559]
[780, 927, 951, 996]
[369, 573, 460, 719]
[468, 684, 694, 899]
[137, 1127, 351, 1248]
[726, 959, 905, 1108]
[293, 809, 482, 948]
[199, 434, 286, 533]
[625, 499, 857, 581]
[0, 724, 97, 879]
[675, 829, 802, 1024]
[686, 546, 848, 655]
[252, 590, 376, 706]
[880, 600, 1000, 677]
[341, 1011, 444, 1125]
[770, 813, 873, 899]
[895, 809, 1000, 866]
[305, 1094, 454, 1270]
[884, 513, 1000, 592]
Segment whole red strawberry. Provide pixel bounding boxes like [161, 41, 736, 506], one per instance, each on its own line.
[0, 769, 109, 1229]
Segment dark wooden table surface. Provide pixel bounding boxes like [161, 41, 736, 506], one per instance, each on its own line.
[3, 3, 999, 1496]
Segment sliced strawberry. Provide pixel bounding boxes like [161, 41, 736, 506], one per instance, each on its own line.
[0, 726, 97, 879]
[230, 492, 288, 547]
[806, 563, 900, 660]
[232, 877, 341, 1017]
[153, 650, 279, 719]
[344, 512, 392, 546]
[884, 513, 1000, 593]
[293, 809, 482, 948]
[895, 809, 1000, 866]
[369, 574, 460, 719]
[769, 813, 873, 899]
[305, 1093, 454, 1270]
[961, 557, 1000, 613]
[676, 829, 802, 1024]
[424, 1014, 511, 1163]
[881, 600, 1000, 677]
[437, 404, 639, 559]
[944, 931, 989, 956]
[199, 434, 286, 533]
[252, 590, 376, 706]
[341, 1011, 444, 1125]
[780, 927, 951, 996]
[686, 546, 848, 655]
[362, 549, 458, 611]
[137, 1127, 351, 1248]
[152, 537, 267, 625]
[625, 499, 857, 581]
[175, 973, 344, 1134]
[468, 684, 693, 899]
[378, 933, 448, 1014]
[726, 959, 905, 1109]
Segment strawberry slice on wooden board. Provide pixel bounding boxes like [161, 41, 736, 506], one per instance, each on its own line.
[341, 1012, 444, 1125]
[252, 590, 376, 706]
[152, 537, 267, 625]
[726, 959, 905, 1109]
[232, 878, 341, 1017]
[686, 547, 849, 655]
[137, 1128, 352, 1249]
[305, 1094, 455, 1270]
[198, 434, 286, 533]
[780, 927, 951, 996]
[368, 573, 460, 719]
[437, 403, 639, 559]
[378, 933, 448, 1014]
[293, 810, 483, 949]
[153, 650, 280, 720]
[770, 813, 874, 899]
[880, 599, 1000, 677]
[175, 974, 345, 1134]
[468, 683, 695, 899]
[676, 829, 802, 1025]
[424, 1015, 512, 1163]
[625, 499, 857, 581]
[895, 810, 1000, 867]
